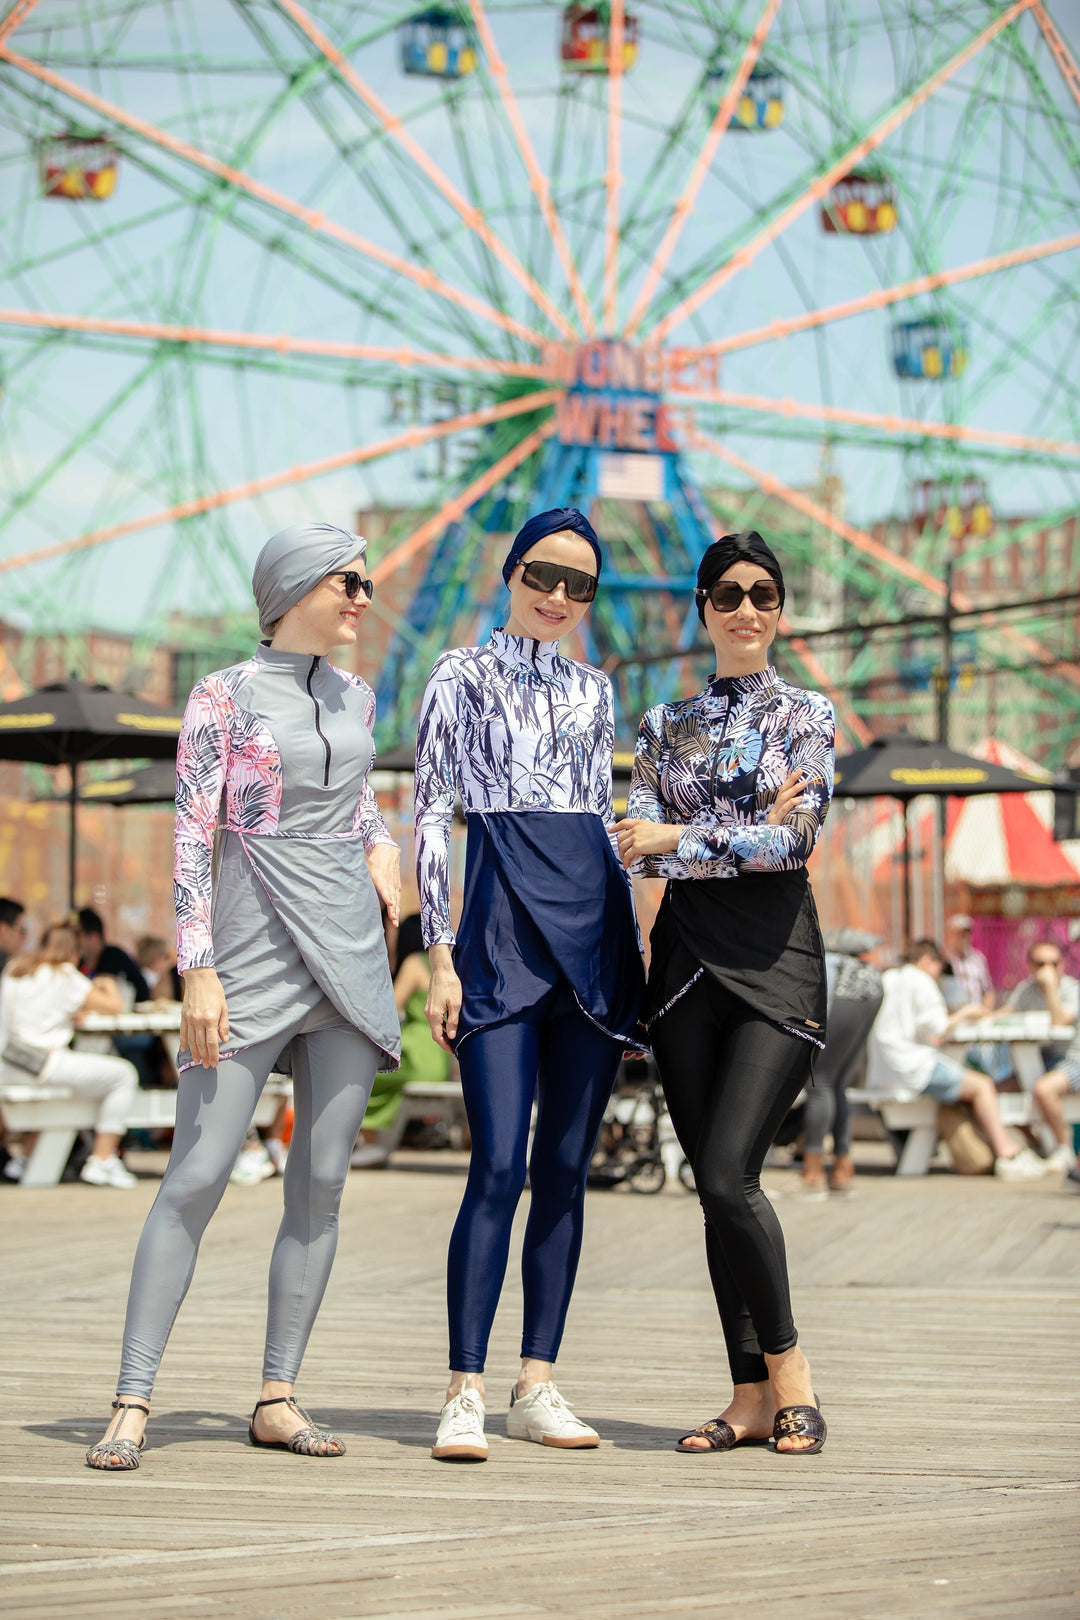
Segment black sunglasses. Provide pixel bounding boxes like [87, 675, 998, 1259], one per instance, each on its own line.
[518, 558, 597, 604]
[331, 570, 374, 601]
[696, 579, 781, 614]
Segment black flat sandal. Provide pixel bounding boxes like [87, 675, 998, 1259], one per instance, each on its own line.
[86, 1400, 150, 1471]
[675, 1417, 769, 1454]
[769, 1403, 826, 1455]
[248, 1395, 346, 1457]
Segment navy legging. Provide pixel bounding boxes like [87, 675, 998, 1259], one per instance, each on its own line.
[448, 982, 624, 1372]
[650, 974, 812, 1387]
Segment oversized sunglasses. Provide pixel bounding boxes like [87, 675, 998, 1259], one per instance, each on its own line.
[696, 579, 781, 614]
[330, 570, 374, 601]
[518, 558, 597, 604]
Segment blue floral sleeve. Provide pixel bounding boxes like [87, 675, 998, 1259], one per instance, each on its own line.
[414, 653, 461, 948]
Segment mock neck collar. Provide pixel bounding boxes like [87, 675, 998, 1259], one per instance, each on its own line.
[706, 664, 779, 699]
[256, 639, 324, 674]
[488, 627, 563, 674]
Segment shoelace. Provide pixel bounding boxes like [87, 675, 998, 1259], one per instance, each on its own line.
[442, 1390, 484, 1438]
[532, 1383, 578, 1421]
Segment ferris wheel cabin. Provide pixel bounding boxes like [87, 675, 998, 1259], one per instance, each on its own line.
[400, 9, 478, 78]
[706, 61, 784, 130]
[911, 477, 993, 540]
[39, 133, 120, 200]
[560, 6, 640, 72]
[820, 170, 897, 234]
[892, 316, 968, 380]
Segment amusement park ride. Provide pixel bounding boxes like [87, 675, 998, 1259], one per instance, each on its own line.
[0, 0, 1079, 760]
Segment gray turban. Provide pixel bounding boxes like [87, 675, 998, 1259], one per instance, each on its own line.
[252, 522, 367, 634]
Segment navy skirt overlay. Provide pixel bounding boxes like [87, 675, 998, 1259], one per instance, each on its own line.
[453, 810, 644, 1049]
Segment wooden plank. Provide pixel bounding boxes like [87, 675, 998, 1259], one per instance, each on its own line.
[1, 1142, 1078, 1618]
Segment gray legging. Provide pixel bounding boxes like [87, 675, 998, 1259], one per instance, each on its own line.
[116, 1014, 377, 1399]
[802, 993, 883, 1157]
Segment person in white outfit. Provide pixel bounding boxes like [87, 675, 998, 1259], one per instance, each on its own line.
[868, 939, 1046, 1181]
[0, 922, 138, 1187]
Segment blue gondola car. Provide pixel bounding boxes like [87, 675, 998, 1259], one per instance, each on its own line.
[400, 8, 477, 78]
[706, 60, 784, 130]
[892, 315, 967, 380]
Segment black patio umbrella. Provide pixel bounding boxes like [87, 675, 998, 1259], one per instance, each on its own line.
[36, 757, 178, 809]
[0, 680, 184, 906]
[832, 732, 1041, 938]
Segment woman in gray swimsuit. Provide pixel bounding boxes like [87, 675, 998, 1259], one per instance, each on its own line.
[87, 522, 401, 1471]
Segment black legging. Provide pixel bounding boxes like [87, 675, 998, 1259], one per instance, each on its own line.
[650, 974, 812, 1386]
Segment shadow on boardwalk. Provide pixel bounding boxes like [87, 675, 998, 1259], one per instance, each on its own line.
[3, 1146, 1079, 1618]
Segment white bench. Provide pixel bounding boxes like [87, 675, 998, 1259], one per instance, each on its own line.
[848, 1088, 1080, 1176]
[378, 1080, 468, 1155]
[0, 1078, 292, 1189]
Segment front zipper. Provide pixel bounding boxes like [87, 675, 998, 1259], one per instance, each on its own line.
[306, 656, 332, 787]
[531, 638, 558, 755]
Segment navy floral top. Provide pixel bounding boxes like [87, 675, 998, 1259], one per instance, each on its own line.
[625, 666, 835, 880]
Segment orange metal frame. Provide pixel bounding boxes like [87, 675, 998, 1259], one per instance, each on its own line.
[0, 0, 41, 43]
[0, 391, 562, 578]
[649, 0, 1035, 342]
[624, 0, 782, 340]
[681, 233, 1080, 359]
[274, 0, 577, 341]
[602, 0, 626, 336]
[0, 45, 545, 348]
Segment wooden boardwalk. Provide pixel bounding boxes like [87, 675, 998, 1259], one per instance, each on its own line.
[2, 1146, 1079, 1619]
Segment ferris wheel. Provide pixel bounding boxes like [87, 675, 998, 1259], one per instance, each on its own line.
[0, 0, 1078, 747]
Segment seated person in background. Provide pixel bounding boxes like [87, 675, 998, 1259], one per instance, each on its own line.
[351, 913, 450, 1171]
[867, 938, 1046, 1181]
[135, 935, 182, 1002]
[0, 921, 138, 1187]
[1006, 940, 1079, 1070]
[945, 914, 995, 1014]
[0, 897, 27, 974]
[77, 907, 150, 1004]
[1033, 1030, 1080, 1178]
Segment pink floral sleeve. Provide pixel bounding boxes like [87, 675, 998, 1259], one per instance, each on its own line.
[173, 677, 231, 972]
[351, 680, 396, 853]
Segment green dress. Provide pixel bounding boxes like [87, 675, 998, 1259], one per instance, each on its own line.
[361, 975, 450, 1130]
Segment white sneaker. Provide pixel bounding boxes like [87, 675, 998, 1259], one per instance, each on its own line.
[80, 1155, 137, 1189]
[506, 1381, 599, 1449]
[3, 1151, 26, 1182]
[349, 1143, 389, 1170]
[229, 1145, 275, 1186]
[431, 1385, 487, 1462]
[1043, 1144, 1076, 1174]
[994, 1147, 1047, 1181]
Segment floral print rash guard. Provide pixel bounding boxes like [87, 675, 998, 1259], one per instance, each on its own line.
[414, 629, 617, 948]
[626, 666, 835, 880]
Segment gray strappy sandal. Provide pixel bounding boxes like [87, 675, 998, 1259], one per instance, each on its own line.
[85, 1400, 150, 1471]
[248, 1395, 346, 1457]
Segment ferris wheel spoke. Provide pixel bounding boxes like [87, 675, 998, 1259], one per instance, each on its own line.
[465, 0, 595, 336]
[0, 308, 550, 386]
[0, 43, 546, 348]
[1030, 0, 1080, 112]
[0, 0, 41, 45]
[647, 0, 1037, 344]
[690, 428, 1080, 693]
[623, 0, 782, 340]
[684, 387, 1080, 460]
[369, 417, 558, 591]
[601, 0, 625, 336]
[0, 390, 562, 578]
[272, 0, 576, 342]
[676, 231, 1080, 359]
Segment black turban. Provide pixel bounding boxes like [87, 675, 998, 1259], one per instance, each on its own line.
[695, 530, 785, 623]
[502, 507, 602, 586]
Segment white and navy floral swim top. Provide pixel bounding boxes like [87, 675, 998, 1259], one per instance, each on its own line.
[414, 629, 616, 948]
[626, 665, 835, 879]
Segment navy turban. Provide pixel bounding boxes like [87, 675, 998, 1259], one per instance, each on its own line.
[252, 522, 367, 634]
[501, 507, 602, 586]
[695, 530, 785, 623]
